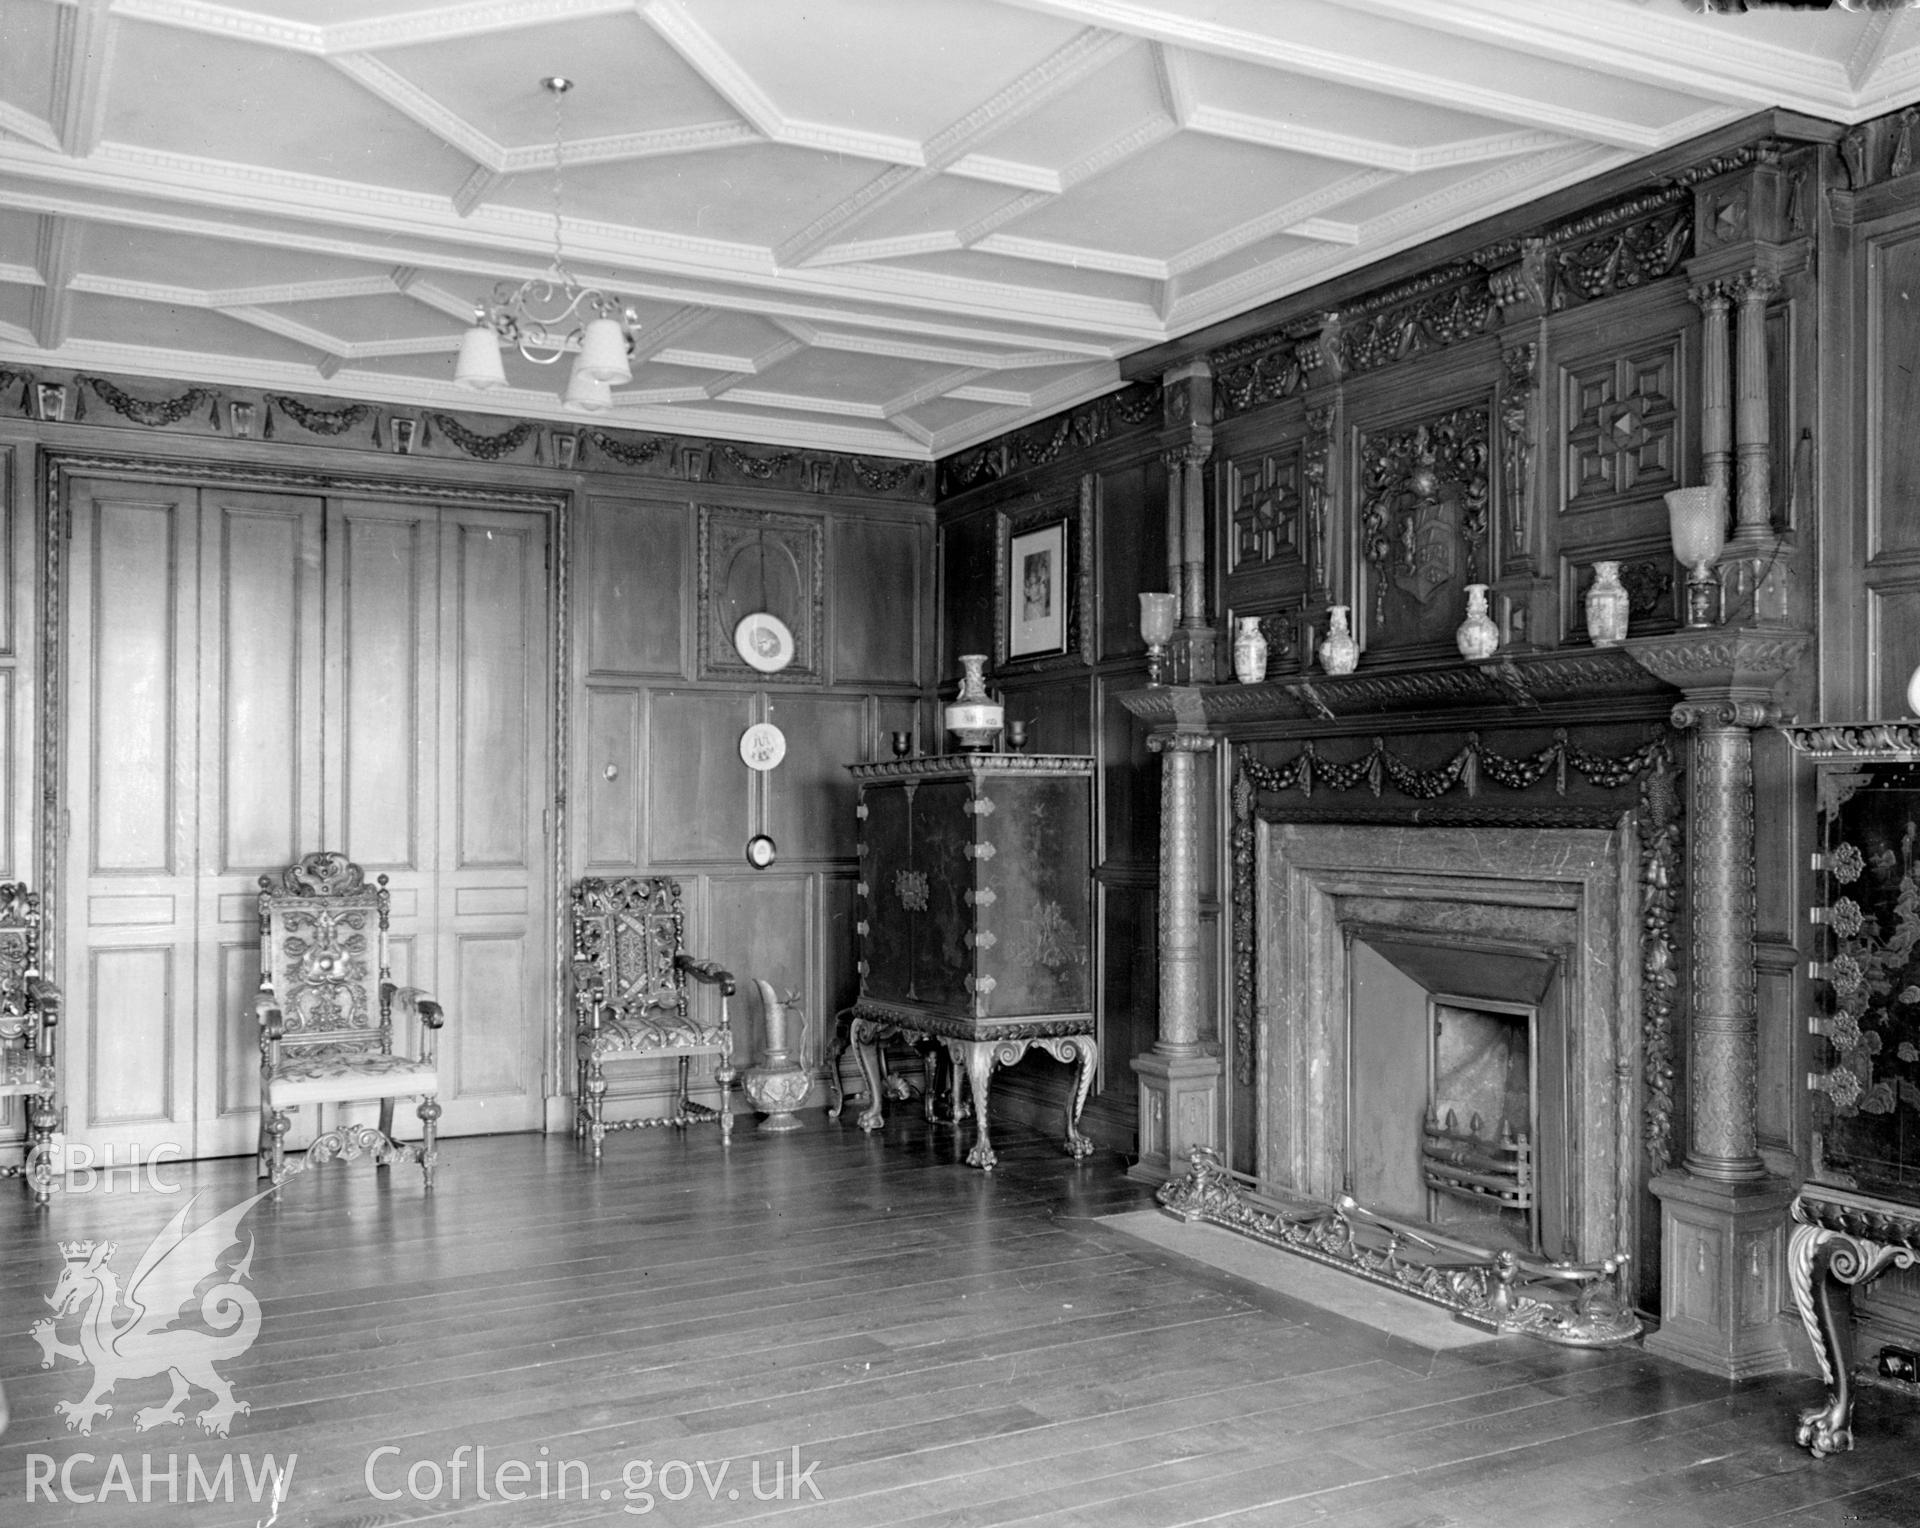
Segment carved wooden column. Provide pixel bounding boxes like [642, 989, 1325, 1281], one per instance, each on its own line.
[1160, 362, 1218, 684]
[1691, 280, 1733, 497]
[1629, 627, 1809, 1378]
[1132, 729, 1220, 1182]
[1732, 270, 1778, 542]
[1686, 146, 1807, 626]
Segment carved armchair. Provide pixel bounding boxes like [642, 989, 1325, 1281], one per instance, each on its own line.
[571, 877, 737, 1158]
[255, 852, 445, 1190]
[0, 884, 59, 1206]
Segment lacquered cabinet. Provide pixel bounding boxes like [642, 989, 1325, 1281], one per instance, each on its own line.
[848, 753, 1095, 1168]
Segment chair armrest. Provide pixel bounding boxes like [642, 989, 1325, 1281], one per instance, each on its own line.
[675, 953, 736, 999]
[25, 977, 60, 1025]
[387, 983, 446, 1029]
[254, 983, 285, 1044]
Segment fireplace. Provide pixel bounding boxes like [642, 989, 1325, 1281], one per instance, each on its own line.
[1255, 820, 1640, 1274]
[1348, 931, 1554, 1257]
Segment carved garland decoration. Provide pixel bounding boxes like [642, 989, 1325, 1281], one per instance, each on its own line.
[1229, 730, 1683, 1179]
[427, 414, 537, 462]
[583, 430, 664, 466]
[720, 443, 794, 479]
[83, 376, 218, 429]
[267, 395, 373, 438]
[938, 384, 1161, 495]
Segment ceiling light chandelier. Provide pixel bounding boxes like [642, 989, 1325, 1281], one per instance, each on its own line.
[454, 76, 636, 411]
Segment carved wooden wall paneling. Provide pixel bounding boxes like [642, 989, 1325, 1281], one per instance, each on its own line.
[585, 496, 688, 678]
[1858, 219, 1920, 716]
[830, 515, 926, 688]
[1350, 390, 1496, 656]
[698, 505, 825, 685]
[0, 445, 19, 886]
[578, 485, 934, 1097]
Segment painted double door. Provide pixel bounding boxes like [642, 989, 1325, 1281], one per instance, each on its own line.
[64, 478, 551, 1161]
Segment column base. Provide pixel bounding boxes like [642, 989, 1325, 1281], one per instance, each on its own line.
[1644, 1168, 1798, 1379]
[1130, 1048, 1221, 1185]
[1175, 626, 1220, 685]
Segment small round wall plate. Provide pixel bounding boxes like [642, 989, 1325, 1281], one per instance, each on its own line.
[739, 721, 787, 771]
[745, 833, 778, 869]
[734, 612, 795, 673]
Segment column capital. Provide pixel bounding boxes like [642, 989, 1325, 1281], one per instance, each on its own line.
[1732, 267, 1782, 306]
[1625, 627, 1809, 707]
[1688, 278, 1734, 310]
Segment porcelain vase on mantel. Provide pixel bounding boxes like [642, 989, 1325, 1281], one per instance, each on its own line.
[1317, 606, 1359, 675]
[1232, 616, 1269, 684]
[1455, 583, 1500, 662]
[1585, 561, 1630, 647]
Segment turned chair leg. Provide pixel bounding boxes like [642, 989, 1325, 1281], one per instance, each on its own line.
[417, 1095, 441, 1192]
[377, 1097, 396, 1169]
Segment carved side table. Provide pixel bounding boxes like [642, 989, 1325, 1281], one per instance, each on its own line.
[1789, 1187, 1920, 1457]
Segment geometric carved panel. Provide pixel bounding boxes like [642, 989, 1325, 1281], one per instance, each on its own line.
[1228, 448, 1302, 574]
[1563, 339, 1681, 509]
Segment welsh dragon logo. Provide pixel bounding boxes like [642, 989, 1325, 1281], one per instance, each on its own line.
[31, 1188, 272, 1436]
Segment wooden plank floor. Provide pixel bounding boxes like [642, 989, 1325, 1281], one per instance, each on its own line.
[2, 1115, 1918, 1527]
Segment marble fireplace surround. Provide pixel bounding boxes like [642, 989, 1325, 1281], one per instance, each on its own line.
[1256, 821, 1640, 1271]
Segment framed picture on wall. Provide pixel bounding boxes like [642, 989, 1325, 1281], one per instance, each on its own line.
[1008, 520, 1067, 659]
[993, 475, 1094, 671]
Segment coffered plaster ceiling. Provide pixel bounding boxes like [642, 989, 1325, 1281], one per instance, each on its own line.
[2, 0, 1916, 459]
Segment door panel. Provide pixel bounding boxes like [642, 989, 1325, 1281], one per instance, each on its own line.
[196, 489, 325, 1158]
[66, 479, 552, 1160]
[432, 510, 548, 1133]
[69, 485, 199, 1156]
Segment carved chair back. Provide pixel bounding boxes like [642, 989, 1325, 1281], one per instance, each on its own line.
[0, 883, 42, 1044]
[571, 878, 725, 1051]
[258, 852, 395, 1058]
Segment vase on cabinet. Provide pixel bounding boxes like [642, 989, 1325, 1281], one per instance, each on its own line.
[944, 654, 1003, 751]
[1456, 584, 1500, 661]
[1317, 606, 1358, 675]
[1585, 561, 1630, 647]
[1232, 616, 1269, 684]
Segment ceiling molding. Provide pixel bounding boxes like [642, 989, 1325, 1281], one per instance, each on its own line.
[0, 0, 1910, 461]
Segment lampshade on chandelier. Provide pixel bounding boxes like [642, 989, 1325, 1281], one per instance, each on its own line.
[453, 77, 637, 412]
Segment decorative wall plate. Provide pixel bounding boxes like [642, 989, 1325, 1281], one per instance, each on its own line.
[734, 612, 795, 673]
[745, 834, 778, 869]
[739, 721, 787, 771]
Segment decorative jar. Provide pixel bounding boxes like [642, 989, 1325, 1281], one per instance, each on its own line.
[1317, 606, 1359, 675]
[1232, 616, 1269, 684]
[741, 979, 810, 1133]
[1585, 561, 1630, 647]
[944, 654, 1003, 750]
[1456, 583, 1500, 661]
